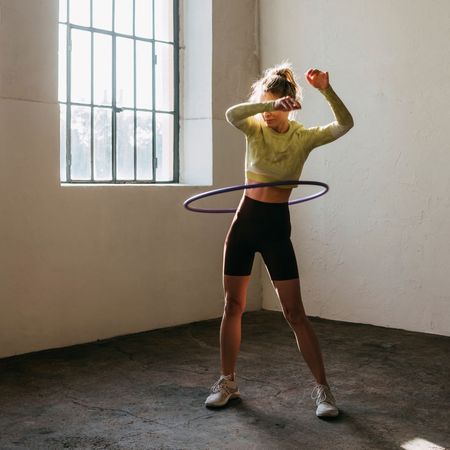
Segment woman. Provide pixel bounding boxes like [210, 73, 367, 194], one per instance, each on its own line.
[205, 62, 354, 418]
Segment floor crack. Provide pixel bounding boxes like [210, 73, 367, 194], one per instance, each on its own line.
[66, 396, 174, 430]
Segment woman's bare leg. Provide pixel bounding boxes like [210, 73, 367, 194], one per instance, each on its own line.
[220, 274, 251, 380]
[273, 278, 328, 386]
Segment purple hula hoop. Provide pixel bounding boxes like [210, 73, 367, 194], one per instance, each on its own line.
[183, 180, 329, 213]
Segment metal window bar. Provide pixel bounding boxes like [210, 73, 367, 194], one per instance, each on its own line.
[112, 0, 117, 181]
[133, 0, 137, 181]
[59, 0, 179, 184]
[173, 0, 180, 182]
[65, 0, 71, 181]
[151, 0, 156, 182]
[90, 0, 94, 181]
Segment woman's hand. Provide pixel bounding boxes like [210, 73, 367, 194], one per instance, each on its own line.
[273, 96, 302, 111]
[304, 68, 330, 90]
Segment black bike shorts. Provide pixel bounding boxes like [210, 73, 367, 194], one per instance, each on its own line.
[223, 195, 299, 281]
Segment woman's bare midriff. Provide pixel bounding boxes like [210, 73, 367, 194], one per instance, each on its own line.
[244, 178, 292, 203]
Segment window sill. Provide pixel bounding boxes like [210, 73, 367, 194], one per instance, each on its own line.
[59, 182, 213, 187]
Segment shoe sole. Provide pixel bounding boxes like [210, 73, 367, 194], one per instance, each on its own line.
[205, 391, 241, 408]
[316, 409, 339, 417]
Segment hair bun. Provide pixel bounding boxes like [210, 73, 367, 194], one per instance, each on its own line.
[273, 65, 296, 86]
[275, 68, 289, 78]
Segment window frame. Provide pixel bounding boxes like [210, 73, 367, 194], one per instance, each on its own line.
[59, 0, 180, 184]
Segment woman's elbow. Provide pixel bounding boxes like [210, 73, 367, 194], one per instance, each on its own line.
[343, 116, 354, 132]
[348, 115, 354, 128]
[225, 107, 236, 124]
[225, 111, 232, 123]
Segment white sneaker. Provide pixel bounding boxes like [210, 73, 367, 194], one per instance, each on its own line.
[311, 383, 339, 417]
[205, 373, 240, 407]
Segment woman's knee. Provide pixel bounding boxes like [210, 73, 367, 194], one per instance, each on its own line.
[224, 294, 245, 316]
[223, 275, 250, 316]
[283, 307, 308, 327]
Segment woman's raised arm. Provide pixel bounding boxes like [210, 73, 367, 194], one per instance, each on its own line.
[304, 83, 354, 150]
[302, 69, 354, 150]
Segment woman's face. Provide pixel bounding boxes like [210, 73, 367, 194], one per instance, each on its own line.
[260, 91, 289, 130]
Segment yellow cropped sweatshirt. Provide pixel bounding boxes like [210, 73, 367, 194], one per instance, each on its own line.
[225, 84, 354, 188]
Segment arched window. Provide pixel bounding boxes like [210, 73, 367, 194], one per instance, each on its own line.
[58, 0, 179, 184]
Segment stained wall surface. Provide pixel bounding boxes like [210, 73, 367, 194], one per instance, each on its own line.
[259, 0, 450, 336]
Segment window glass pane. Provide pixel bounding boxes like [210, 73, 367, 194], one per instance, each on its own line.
[70, 0, 90, 26]
[60, 104, 67, 181]
[94, 107, 112, 180]
[59, 0, 67, 22]
[155, 113, 173, 181]
[154, 0, 173, 42]
[93, 0, 112, 30]
[71, 29, 91, 104]
[155, 42, 173, 111]
[137, 111, 153, 180]
[94, 33, 112, 105]
[71, 105, 92, 179]
[116, 110, 135, 179]
[115, 0, 133, 35]
[136, 40, 153, 109]
[116, 37, 134, 108]
[58, 24, 67, 102]
[135, 0, 153, 38]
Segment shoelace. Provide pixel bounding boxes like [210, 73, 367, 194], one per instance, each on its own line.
[211, 377, 234, 394]
[311, 384, 336, 406]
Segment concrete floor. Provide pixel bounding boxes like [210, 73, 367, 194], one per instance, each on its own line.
[0, 310, 448, 450]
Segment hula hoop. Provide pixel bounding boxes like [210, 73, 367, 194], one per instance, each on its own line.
[183, 180, 329, 213]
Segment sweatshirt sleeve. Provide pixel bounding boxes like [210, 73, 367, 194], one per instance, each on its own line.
[305, 84, 354, 151]
[225, 101, 276, 136]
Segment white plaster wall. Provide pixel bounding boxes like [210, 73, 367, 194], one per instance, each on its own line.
[0, 0, 260, 358]
[259, 0, 450, 336]
[179, 0, 212, 185]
